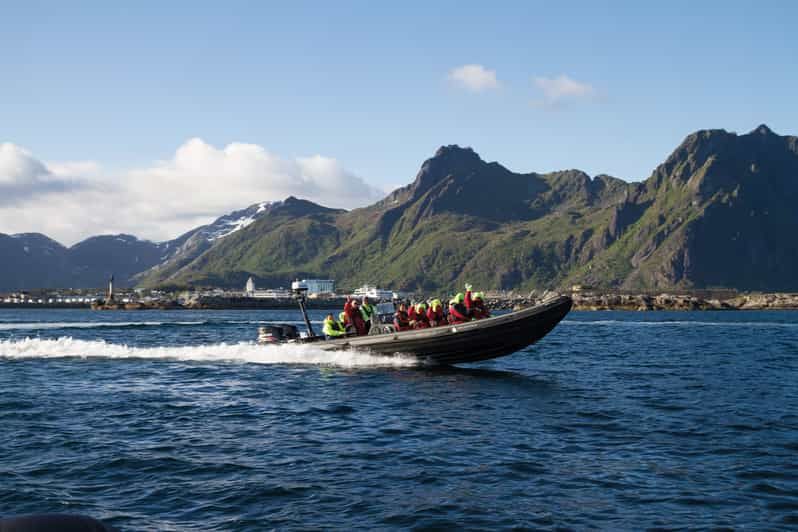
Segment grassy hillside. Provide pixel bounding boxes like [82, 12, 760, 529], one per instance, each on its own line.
[131, 126, 798, 292]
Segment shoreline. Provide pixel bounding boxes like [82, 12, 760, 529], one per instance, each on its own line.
[3, 292, 798, 311]
[488, 292, 798, 312]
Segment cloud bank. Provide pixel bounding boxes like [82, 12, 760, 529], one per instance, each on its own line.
[0, 140, 383, 245]
[448, 64, 500, 92]
[0, 143, 89, 204]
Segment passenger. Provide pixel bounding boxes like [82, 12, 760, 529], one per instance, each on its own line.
[344, 297, 368, 336]
[426, 299, 445, 327]
[322, 313, 346, 339]
[466, 287, 491, 320]
[394, 302, 410, 331]
[407, 302, 418, 326]
[413, 303, 430, 329]
[360, 296, 376, 333]
[340, 311, 355, 334]
[448, 293, 471, 324]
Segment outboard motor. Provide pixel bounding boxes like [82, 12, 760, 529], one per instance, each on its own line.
[258, 324, 300, 343]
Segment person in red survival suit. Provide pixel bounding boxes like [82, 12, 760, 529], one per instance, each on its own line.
[407, 301, 418, 325]
[412, 303, 430, 329]
[448, 293, 471, 324]
[465, 284, 491, 320]
[426, 299, 446, 327]
[344, 296, 368, 336]
[394, 302, 411, 331]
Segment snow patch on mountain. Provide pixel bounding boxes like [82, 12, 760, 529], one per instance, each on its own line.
[202, 200, 281, 242]
[208, 215, 257, 241]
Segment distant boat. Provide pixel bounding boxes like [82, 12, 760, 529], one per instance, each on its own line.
[259, 295, 572, 366]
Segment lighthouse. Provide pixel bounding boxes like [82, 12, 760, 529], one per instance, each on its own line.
[107, 275, 115, 302]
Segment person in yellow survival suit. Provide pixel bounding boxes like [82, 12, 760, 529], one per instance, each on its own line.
[322, 313, 346, 339]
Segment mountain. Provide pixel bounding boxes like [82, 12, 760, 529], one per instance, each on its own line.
[0, 233, 164, 290]
[138, 125, 798, 292]
[3, 124, 797, 292]
[575, 124, 798, 290]
[0, 200, 280, 291]
[134, 197, 344, 288]
[133, 201, 279, 287]
[0, 233, 69, 289]
[66, 235, 165, 288]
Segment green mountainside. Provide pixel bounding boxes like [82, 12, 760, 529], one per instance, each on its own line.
[137, 125, 798, 292]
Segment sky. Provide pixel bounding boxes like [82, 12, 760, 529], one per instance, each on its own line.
[1, 0, 796, 245]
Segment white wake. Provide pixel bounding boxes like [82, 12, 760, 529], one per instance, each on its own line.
[0, 337, 418, 368]
[0, 321, 191, 331]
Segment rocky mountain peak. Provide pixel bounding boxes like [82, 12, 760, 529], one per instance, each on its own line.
[432, 144, 480, 160]
[409, 145, 486, 198]
[275, 196, 340, 216]
[750, 124, 774, 136]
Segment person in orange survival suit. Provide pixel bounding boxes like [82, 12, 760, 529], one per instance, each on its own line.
[448, 293, 470, 324]
[426, 299, 446, 327]
[412, 303, 430, 329]
[465, 284, 491, 319]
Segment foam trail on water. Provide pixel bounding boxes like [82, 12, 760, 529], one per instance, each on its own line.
[0, 321, 174, 331]
[0, 320, 321, 331]
[0, 337, 418, 368]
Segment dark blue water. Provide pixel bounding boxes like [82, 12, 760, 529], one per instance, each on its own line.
[1, 309, 797, 530]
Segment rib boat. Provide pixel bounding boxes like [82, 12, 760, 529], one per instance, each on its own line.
[259, 288, 572, 365]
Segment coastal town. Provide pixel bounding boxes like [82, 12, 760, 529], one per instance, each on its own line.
[0, 277, 403, 310]
[2, 276, 798, 311]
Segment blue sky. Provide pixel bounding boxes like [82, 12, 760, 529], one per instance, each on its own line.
[1, 0, 796, 243]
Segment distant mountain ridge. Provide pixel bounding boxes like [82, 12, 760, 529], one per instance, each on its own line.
[2, 124, 797, 292]
[0, 200, 281, 290]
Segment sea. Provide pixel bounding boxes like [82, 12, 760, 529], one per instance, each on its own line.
[1, 308, 797, 530]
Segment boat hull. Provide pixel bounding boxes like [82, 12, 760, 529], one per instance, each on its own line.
[313, 295, 572, 365]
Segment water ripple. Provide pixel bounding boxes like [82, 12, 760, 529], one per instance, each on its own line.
[0, 309, 797, 529]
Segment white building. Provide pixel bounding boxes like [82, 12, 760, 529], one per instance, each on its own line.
[352, 285, 395, 301]
[301, 279, 335, 295]
[251, 288, 293, 299]
[244, 277, 293, 298]
[245, 277, 256, 295]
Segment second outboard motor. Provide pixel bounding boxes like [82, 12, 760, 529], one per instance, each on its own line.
[258, 324, 301, 343]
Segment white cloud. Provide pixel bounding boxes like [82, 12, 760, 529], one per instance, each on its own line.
[47, 160, 102, 179]
[0, 143, 89, 203]
[0, 139, 384, 245]
[533, 75, 596, 108]
[448, 64, 500, 93]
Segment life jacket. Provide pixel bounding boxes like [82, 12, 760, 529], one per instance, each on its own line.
[465, 290, 490, 319]
[360, 302, 376, 322]
[394, 309, 410, 331]
[427, 306, 445, 326]
[339, 311, 355, 334]
[323, 318, 345, 337]
[471, 301, 490, 319]
[413, 312, 430, 329]
[448, 303, 470, 324]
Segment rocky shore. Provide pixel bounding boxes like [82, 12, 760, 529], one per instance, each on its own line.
[88, 291, 798, 311]
[485, 291, 798, 311]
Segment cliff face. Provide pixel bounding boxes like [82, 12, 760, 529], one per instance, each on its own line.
[3, 125, 797, 292]
[578, 125, 798, 290]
